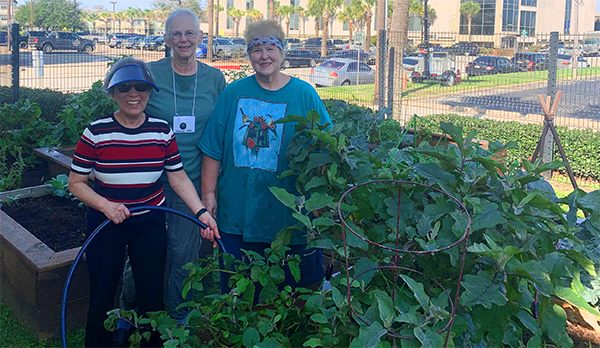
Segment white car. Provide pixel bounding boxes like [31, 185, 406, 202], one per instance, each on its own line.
[309, 58, 375, 87]
[556, 54, 590, 69]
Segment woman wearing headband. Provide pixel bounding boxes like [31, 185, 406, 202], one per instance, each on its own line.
[199, 20, 331, 297]
[68, 57, 219, 347]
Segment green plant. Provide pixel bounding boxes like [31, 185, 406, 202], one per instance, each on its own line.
[222, 65, 253, 83]
[0, 86, 73, 124]
[106, 111, 600, 347]
[46, 174, 81, 205]
[0, 143, 25, 192]
[0, 98, 54, 167]
[51, 80, 117, 146]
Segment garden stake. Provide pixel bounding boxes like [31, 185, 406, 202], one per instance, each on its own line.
[337, 180, 471, 346]
[61, 206, 225, 348]
[531, 90, 579, 191]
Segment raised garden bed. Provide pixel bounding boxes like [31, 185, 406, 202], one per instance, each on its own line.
[0, 184, 89, 340]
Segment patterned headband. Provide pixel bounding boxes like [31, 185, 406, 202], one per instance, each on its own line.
[247, 36, 284, 53]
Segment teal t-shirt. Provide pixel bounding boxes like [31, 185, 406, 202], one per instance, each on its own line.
[198, 76, 331, 244]
[146, 58, 226, 182]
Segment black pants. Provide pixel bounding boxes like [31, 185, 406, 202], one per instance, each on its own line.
[84, 208, 166, 347]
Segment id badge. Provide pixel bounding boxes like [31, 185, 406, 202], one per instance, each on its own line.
[174, 115, 195, 133]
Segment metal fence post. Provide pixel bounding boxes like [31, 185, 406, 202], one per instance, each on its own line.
[387, 46, 394, 112]
[376, 29, 386, 109]
[542, 31, 559, 176]
[11, 22, 20, 103]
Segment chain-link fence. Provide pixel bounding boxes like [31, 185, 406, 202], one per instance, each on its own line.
[2, 26, 599, 130]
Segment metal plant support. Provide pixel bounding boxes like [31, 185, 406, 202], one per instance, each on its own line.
[337, 180, 471, 346]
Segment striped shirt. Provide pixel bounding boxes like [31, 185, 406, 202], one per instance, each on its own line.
[71, 114, 183, 213]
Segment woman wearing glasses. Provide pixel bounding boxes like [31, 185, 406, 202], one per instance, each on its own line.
[68, 57, 219, 347]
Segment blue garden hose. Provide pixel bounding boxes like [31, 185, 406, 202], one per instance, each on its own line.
[61, 205, 225, 348]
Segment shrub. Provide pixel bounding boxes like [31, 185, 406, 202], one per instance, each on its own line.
[0, 86, 73, 124]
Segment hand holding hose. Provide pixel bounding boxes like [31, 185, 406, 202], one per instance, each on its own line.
[196, 208, 220, 248]
[102, 202, 131, 224]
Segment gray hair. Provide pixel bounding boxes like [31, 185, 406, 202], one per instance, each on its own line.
[244, 20, 285, 45]
[164, 9, 200, 38]
[103, 57, 152, 95]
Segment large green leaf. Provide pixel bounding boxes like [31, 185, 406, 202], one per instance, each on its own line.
[413, 327, 444, 348]
[348, 321, 386, 348]
[242, 327, 260, 348]
[460, 271, 507, 308]
[269, 187, 298, 210]
[399, 274, 431, 312]
[579, 190, 600, 211]
[412, 163, 457, 184]
[471, 203, 506, 231]
[304, 192, 334, 212]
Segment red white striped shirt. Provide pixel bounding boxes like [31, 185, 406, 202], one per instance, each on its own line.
[71, 114, 183, 213]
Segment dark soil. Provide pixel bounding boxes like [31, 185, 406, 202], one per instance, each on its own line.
[1, 195, 87, 252]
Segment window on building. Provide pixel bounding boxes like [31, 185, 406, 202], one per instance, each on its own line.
[408, 13, 423, 32]
[0, 4, 6, 9]
[459, 0, 496, 36]
[564, 0, 572, 34]
[290, 0, 299, 30]
[520, 10, 536, 36]
[521, 0, 536, 6]
[226, 0, 234, 29]
[246, 0, 253, 10]
[502, 0, 518, 32]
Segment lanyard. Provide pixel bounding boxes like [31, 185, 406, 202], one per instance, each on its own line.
[172, 60, 198, 117]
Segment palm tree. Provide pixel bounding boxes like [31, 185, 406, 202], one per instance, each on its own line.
[337, 6, 355, 42]
[207, 0, 214, 60]
[246, 8, 264, 22]
[268, 0, 275, 20]
[277, 5, 296, 37]
[360, 0, 376, 52]
[214, 2, 224, 37]
[460, 1, 481, 43]
[306, 0, 322, 37]
[320, 0, 343, 56]
[123, 7, 140, 33]
[99, 11, 112, 33]
[389, 0, 410, 119]
[409, 0, 437, 42]
[87, 11, 100, 33]
[142, 9, 157, 35]
[297, 6, 307, 37]
[227, 7, 245, 37]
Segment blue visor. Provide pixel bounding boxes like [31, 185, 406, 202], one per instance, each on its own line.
[107, 64, 159, 91]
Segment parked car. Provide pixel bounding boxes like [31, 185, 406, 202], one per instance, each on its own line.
[309, 58, 375, 87]
[416, 42, 445, 54]
[124, 36, 144, 49]
[465, 55, 520, 76]
[281, 49, 319, 69]
[26, 30, 49, 48]
[142, 36, 164, 50]
[331, 39, 347, 50]
[229, 37, 245, 45]
[33, 31, 95, 53]
[556, 54, 590, 69]
[302, 37, 336, 55]
[108, 33, 140, 48]
[446, 42, 480, 56]
[317, 49, 375, 65]
[202, 37, 245, 58]
[196, 43, 208, 58]
[283, 38, 301, 49]
[511, 52, 548, 71]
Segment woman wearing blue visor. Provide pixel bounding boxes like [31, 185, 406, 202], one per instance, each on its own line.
[68, 57, 219, 347]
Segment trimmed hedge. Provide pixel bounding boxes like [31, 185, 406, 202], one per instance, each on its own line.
[0, 86, 73, 124]
[417, 114, 600, 181]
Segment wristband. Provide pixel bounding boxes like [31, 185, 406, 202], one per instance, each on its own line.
[194, 208, 208, 219]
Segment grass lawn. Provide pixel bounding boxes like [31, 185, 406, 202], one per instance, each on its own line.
[0, 302, 85, 348]
[314, 66, 600, 104]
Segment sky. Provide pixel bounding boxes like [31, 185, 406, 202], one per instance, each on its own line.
[77, 0, 600, 13]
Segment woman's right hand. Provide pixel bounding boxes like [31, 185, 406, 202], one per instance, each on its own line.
[101, 201, 131, 224]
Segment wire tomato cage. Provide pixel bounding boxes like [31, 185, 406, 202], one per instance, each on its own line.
[337, 179, 471, 346]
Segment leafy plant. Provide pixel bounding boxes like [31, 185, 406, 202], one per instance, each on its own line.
[105, 111, 600, 347]
[46, 174, 80, 205]
[222, 65, 253, 83]
[0, 86, 73, 124]
[51, 80, 116, 146]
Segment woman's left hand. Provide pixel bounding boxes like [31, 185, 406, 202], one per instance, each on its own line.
[198, 212, 220, 248]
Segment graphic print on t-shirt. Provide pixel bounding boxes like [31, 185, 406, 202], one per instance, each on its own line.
[233, 97, 286, 171]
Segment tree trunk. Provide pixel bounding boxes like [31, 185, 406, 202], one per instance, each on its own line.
[207, 0, 214, 61]
[374, 0, 387, 107]
[268, 0, 274, 20]
[321, 14, 329, 57]
[314, 19, 319, 37]
[215, 0, 220, 37]
[285, 18, 290, 37]
[349, 22, 353, 42]
[364, 11, 371, 53]
[467, 16, 472, 42]
[389, 0, 410, 122]
[235, 20, 239, 37]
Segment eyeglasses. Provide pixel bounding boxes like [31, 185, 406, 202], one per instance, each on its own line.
[116, 83, 151, 93]
[169, 30, 198, 41]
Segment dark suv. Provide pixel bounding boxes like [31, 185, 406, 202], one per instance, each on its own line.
[511, 52, 548, 71]
[446, 42, 480, 56]
[302, 38, 336, 55]
[109, 33, 140, 48]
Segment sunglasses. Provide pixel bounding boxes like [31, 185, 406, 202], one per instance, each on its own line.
[116, 83, 151, 93]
